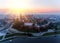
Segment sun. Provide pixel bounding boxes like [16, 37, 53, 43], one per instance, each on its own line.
[11, 0, 29, 9]
[8, 0, 30, 15]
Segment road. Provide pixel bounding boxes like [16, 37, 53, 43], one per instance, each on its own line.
[0, 21, 13, 40]
[0, 22, 13, 32]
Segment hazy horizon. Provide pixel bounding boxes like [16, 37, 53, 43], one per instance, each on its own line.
[0, 0, 60, 15]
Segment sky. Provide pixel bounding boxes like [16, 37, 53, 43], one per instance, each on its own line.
[0, 0, 60, 14]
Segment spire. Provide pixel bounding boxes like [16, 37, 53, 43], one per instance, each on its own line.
[20, 13, 22, 21]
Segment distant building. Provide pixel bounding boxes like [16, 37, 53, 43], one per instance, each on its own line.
[24, 23, 33, 26]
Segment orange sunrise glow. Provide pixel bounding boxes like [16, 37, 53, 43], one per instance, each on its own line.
[0, 0, 60, 15]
